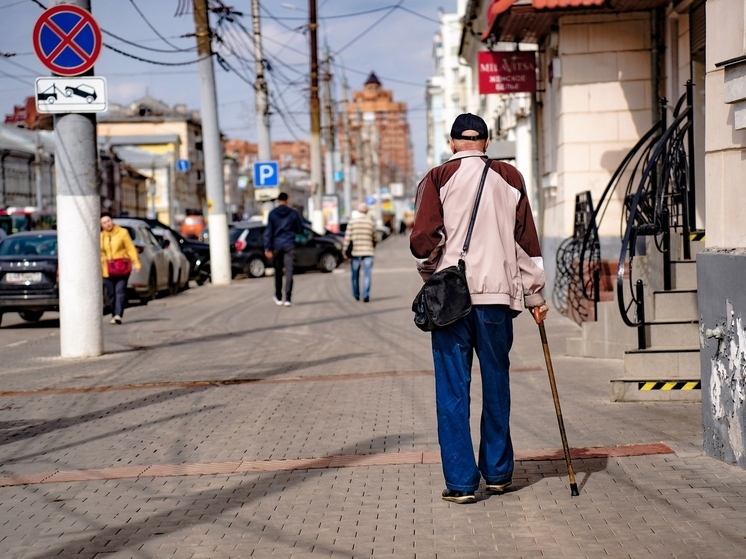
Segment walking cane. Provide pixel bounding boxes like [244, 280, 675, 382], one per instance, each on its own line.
[532, 307, 580, 497]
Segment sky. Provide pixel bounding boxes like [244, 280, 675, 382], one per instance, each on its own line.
[0, 0, 458, 176]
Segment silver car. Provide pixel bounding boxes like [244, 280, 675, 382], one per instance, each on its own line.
[152, 227, 191, 294]
[113, 218, 170, 302]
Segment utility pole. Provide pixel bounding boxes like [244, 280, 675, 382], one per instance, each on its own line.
[251, 0, 271, 162]
[53, 0, 102, 357]
[34, 131, 43, 209]
[308, 0, 324, 232]
[322, 44, 336, 196]
[340, 78, 352, 218]
[193, 0, 231, 285]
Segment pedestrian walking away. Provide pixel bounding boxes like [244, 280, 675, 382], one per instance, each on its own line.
[343, 203, 377, 302]
[410, 113, 549, 504]
[100, 212, 141, 325]
[264, 192, 303, 306]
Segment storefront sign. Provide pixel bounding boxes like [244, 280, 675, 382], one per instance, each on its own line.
[478, 51, 536, 94]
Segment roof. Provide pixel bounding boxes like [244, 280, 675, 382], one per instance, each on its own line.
[482, 0, 670, 43]
[365, 72, 381, 86]
[0, 125, 54, 159]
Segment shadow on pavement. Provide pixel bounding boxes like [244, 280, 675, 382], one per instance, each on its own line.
[0, 406, 221, 468]
[33, 434, 422, 559]
[0, 318, 60, 329]
[106, 307, 400, 355]
[0, 387, 208, 449]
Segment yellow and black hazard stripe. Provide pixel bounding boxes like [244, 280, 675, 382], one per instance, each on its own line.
[689, 232, 705, 242]
[638, 381, 701, 391]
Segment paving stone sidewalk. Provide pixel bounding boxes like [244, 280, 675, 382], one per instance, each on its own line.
[0, 236, 743, 558]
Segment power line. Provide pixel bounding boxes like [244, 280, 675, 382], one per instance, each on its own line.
[0, 67, 33, 86]
[101, 29, 196, 54]
[103, 44, 211, 66]
[128, 0, 193, 52]
[334, 0, 405, 55]
[264, 5, 406, 21]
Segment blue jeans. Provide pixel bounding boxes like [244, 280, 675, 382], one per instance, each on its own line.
[104, 275, 129, 318]
[431, 305, 514, 492]
[350, 256, 373, 299]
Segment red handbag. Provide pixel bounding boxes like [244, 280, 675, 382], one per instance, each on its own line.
[107, 258, 132, 277]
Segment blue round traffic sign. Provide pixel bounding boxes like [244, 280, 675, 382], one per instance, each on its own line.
[33, 5, 102, 77]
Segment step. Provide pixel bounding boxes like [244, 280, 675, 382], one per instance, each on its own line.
[622, 347, 700, 378]
[654, 290, 698, 321]
[671, 260, 697, 290]
[648, 320, 699, 348]
[610, 377, 701, 402]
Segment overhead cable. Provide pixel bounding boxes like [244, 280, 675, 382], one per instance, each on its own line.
[128, 0, 193, 52]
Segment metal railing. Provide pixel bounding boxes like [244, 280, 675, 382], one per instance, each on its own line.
[552, 81, 696, 339]
[616, 82, 695, 347]
[552, 191, 600, 324]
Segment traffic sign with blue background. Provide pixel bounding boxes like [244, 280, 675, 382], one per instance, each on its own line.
[33, 5, 102, 77]
[176, 159, 191, 173]
[253, 161, 279, 188]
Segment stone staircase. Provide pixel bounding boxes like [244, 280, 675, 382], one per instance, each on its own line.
[566, 240, 702, 402]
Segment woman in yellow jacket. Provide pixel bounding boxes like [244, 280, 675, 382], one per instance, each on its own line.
[100, 212, 141, 324]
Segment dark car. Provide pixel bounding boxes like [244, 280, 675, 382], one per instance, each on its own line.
[230, 222, 344, 278]
[0, 231, 59, 326]
[122, 217, 210, 285]
[63, 84, 97, 103]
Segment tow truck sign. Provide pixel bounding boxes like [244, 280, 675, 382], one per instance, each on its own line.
[35, 76, 107, 113]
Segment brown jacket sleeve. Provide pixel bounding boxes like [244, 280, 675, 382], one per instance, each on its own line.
[410, 161, 460, 279]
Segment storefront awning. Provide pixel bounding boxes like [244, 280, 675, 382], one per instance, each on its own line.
[482, 0, 670, 43]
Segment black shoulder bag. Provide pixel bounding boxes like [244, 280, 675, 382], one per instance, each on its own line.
[412, 159, 490, 332]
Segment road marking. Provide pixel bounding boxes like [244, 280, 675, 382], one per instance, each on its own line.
[0, 443, 674, 488]
[4, 340, 29, 348]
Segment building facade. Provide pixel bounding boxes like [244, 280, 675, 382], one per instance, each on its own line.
[347, 73, 414, 195]
[97, 97, 206, 226]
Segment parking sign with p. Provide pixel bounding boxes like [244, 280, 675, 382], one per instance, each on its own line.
[253, 161, 279, 188]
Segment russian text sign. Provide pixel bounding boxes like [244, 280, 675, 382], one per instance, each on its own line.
[478, 51, 536, 94]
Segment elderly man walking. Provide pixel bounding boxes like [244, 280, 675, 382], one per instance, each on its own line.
[411, 113, 549, 504]
[343, 203, 377, 302]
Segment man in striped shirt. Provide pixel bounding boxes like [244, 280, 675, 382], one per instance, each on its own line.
[343, 203, 377, 302]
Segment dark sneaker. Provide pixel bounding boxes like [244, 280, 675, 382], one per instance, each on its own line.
[485, 480, 512, 493]
[363, 297, 370, 303]
[442, 489, 476, 504]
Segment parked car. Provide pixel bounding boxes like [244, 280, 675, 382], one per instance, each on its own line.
[127, 217, 210, 285]
[181, 214, 207, 240]
[0, 208, 56, 234]
[113, 218, 170, 301]
[0, 231, 59, 326]
[229, 222, 344, 277]
[151, 227, 191, 294]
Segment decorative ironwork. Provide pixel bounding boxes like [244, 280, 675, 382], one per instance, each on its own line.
[552, 82, 696, 332]
[616, 83, 695, 338]
[552, 191, 599, 324]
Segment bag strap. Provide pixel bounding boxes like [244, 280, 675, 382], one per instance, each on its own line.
[459, 158, 491, 262]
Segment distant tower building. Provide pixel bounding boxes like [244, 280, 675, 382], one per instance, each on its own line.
[348, 72, 414, 192]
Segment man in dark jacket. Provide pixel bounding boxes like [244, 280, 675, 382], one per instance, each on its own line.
[264, 192, 303, 306]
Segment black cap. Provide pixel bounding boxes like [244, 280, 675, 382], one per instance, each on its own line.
[450, 113, 489, 140]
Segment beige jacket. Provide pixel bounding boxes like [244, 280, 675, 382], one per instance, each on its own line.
[410, 151, 545, 312]
[343, 211, 376, 257]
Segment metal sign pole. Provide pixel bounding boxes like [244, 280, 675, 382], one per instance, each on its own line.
[49, 0, 103, 357]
